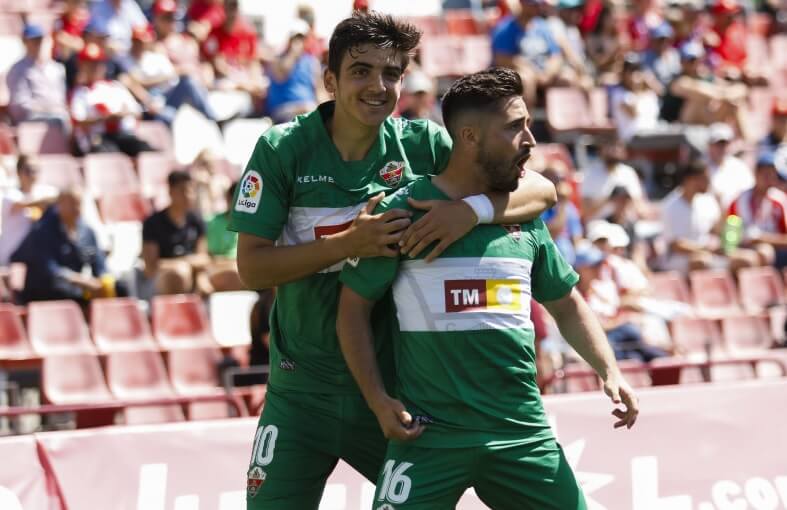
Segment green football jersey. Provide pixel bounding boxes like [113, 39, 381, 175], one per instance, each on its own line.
[340, 177, 579, 448]
[228, 102, 452, 395]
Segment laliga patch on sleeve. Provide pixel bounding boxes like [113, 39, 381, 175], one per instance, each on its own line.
[235, 170, 263, 213]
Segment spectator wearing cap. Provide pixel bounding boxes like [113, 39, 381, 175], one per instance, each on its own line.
[728, 153, 787, 267]
[705, 122, 753, 209]
[52, 0, 90, 62]
[540, 163, 583, 265]
[491, 0, 566, 105]
[65, 18, 128, 91]
[68, 43, 154, 157]
[664, 0, 703, 47]
[641, 22, 681, 89]
[186, 0, 226, 42]
[545, 0, 594, 91]
[759, 99, 787, 154]
[89, 0, 148, 56]
[660, 158, 759, 273]
[265, 19, 323, 124]
[399, 70, 441, 124]
[121, 24, 216, 126]
[609, 52, 662, 142]
[6, 24, 70, 129]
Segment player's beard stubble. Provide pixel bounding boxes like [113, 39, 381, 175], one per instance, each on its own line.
[476, 145, 523, 193]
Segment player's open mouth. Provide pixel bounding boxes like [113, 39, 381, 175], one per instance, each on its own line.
[360, 98, 387, 107]
[515, 151, 531, 170]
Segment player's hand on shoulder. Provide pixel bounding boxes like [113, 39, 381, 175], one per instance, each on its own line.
[370, 394, 425, 441]
[343, 192, 412, 258]
[399, 198, 477, 262]
[603, 372, 639, 430]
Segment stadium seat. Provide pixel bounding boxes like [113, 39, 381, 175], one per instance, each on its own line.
[720, 315, 773, 355]
[83, 153, 139, 196]
[17, 121, 70, 154]
[36, 154, 83, 190]
[768, 305, 786, 343]
[737, 266, 785, 314]
[545, 88, 615, 141]
[105, 222, 143, 275]
[530, 143, 576, 173]
[42, 353, 114, 405]
[616, 359, 652, 388]
[152, 294, 216, 349]
[669, 317, 722, 359]
[27, 300, 97, 355]
[0, 303, 35, 360]
[135, 120, 173, 154]
[168, 346, 237, 419]
[106, 349, 185, 424]
[649, 271, 692, 304]
[209, 291, 258, 348]
[419, 35, 492, 78]
[98, 192, 152, 223]
[90, 298, 158, 353]
[689, 269, 741, 319]
[444, 10, 482, 35]
[137, 151, 175, 208]
[403, 16, 443, 36]
[0, 14, 22, 36]
[221, 118, 272, 167]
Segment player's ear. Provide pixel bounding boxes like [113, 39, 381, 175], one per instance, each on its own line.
[324, 68, 337, 96]
[459, 125, 479, 147]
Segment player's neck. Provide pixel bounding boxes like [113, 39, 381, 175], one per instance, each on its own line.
[432, 156, 490, 200]
[327, 107, 379, 162]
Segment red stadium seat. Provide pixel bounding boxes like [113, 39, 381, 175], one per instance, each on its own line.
[168, 346, 238, 419]
[209, 291, 257, 348]
[768, 305, 786, 343]
[0, 303, 34, 360]
[137, 151, 175, 209]
[42, 353, 114, 405]
[36, 154, 83, 190]
[419, 35, 491, 77]
[737, 266, 785, 314]
[98, 192, 152, 223]
[689, 269, 741, 319]
[90, 298, 158, 353]
[530, 143, 576, 173]
[0, 14, 23, 36]
[152, 294, 216, 349]
[720, 315, 773, 355]
[649, 271, 692, 304]
[403, 16, 443, 36]
[445, 10, 482, 35]
[27, 300, 97, 355]
[135, 121, 173, 154]
[669, 317, 722, 359]
[17, 121, 70, 154]
[546, 88, 615, 140]
[83, 153, 139, 196]
[107, 349, 185, 424]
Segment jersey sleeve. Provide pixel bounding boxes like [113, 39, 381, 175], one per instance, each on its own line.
[428, 121, 453, 174]
[228, 135, 291, 241]
[530, 219, 579, 302]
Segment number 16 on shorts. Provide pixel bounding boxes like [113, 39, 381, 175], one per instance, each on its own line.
[247, 425, 278, 498]
[376, 460, 413, 506]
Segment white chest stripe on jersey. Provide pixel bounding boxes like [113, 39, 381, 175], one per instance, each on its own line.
[392, 258, 534, 332]
[278, 205, 365, 273]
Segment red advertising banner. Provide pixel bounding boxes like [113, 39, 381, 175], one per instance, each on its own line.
[1, 380, 785, 510]
[0, 435, 61, 510]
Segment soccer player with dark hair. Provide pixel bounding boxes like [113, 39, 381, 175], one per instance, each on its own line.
[231, 11, 559, 510]
[337, 67, 639, 509]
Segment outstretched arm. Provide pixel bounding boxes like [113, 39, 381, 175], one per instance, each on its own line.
[542, 288, 639, 429]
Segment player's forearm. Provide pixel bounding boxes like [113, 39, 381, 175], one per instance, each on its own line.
[545, 288, 621, 381]
[488, 170, 557, 224]
[337, 288, 389, 410]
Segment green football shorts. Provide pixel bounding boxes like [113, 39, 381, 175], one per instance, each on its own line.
[370, 437, 587, 510]
[246, 386, 387, 509]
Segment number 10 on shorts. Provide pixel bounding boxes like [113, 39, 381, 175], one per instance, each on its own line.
[250, 425, 278, 466]
[377, 460, 413, 504]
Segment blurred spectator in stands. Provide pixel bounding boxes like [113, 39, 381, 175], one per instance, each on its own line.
[492, 0, 567, 105]
[541, 163, 582, 265]
[6, 25, 70, 130]
[760, 98, 787, 154]
[65, 19, 128, 91]
[202, 0, 266, 121]
[660, 42, 749, 139]
[153, 0, 208, 84]
[53, 0, 89, 62]
[545, 0, 594, 90]
[353, 0, 370, 13]
[90, 0, 148, 56]
[0, 156, 58, 266]
[69, 43, 154, 157]
[198, 181, 243, 294]
[122, 25, 216, 126]
[574, 242, 667, 361]
[627, 0, 663, 52]
[399, 70, 441, 124]
[729, 153, 787, 267]
[581, 140, 649, 221]
[705, 0, 747, 75]
[190, 149, 231, 217]
[297, 4, 327, 60]
[661, 159, 759, 273]
[265, 20, 321, 123]
[11, 188, 122, 305]
[187, 0, 225, 42]
[141, 170, 209, 295]
[610, 52, 662, 142]
[586, 4, 629, 84]
[641, 22, 680, 89]
[705, 122, 753, 209]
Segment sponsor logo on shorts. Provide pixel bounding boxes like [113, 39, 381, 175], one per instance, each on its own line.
[279, 359, 296, 371]
[444, 279, 523, 313]
[246, 466, 266, 498]
[379, 161, 405, 188]
[235, 170, 263, 213]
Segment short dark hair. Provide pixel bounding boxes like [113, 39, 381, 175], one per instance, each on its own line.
[681, 158, 707, 182]
[16, 154, 34, 174]
[441, 67, 524, 139]
[167, 169, 191, 188]
[327, 11, 421, 76]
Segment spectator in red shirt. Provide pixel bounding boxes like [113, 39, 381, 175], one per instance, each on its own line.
[626, 0, 663, 52]
[52, 0, 90, 62]
[187, 0, 225, 42]
[706, 0, 747, 72]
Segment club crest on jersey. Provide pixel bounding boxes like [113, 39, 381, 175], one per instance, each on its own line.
[503, 224, 522, 240]
[247, 466, 266, 498]
[235, 170, 263, 213]
[379, 161, 405, 188]
[376, 505, 396, 510]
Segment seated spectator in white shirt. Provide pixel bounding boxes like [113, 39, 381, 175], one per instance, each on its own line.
[661, 159, 759, 273]
[69, 43, 154, 157]
[610, 53, 662, 142]
[0, 155, 58, 266]
[152, 0, 209, 86]
[705, 122, 754, 209]
[581, 140, 650, 221]
[89, 0, 148, 56]
[6, 24, 70, 129]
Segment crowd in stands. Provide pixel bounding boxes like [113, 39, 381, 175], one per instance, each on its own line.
[1, 0, 787, 429]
